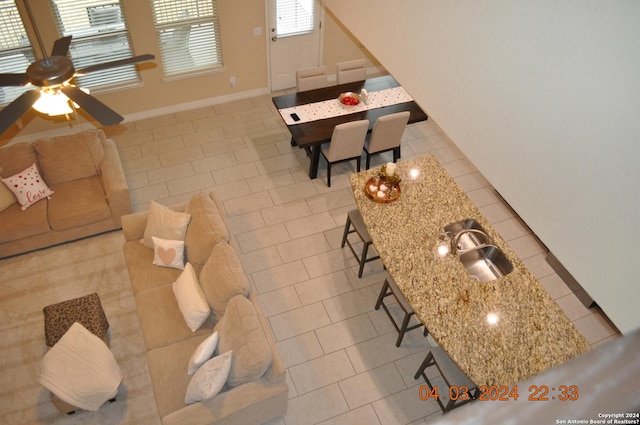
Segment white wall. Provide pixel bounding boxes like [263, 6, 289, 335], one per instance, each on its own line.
[321, 0, 640, 334]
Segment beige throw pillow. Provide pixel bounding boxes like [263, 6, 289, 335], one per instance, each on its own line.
[184, 193, 229, 271]
[172, 263, 211, 332]
[185, 350, 232, 405]
[214, 295, 272, 387]
[143, 201, 191, 249]
[199, 243, 250, 321]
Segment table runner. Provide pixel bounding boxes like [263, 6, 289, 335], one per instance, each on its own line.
[278, 86, 414, 125]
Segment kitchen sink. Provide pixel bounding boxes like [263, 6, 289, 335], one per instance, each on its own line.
[459, 245, 513, 282]
[443, 219, 513, 282]
[444, 219, 490, 253]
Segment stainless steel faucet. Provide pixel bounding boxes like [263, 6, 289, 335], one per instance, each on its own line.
[451, 228, 490, 255]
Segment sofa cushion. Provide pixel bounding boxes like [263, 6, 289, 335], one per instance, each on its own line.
[2, 163, 54, 210]
[0, 142, 38, 177]
[199, 242, 250, 321]
[143, 201, 191, 249]
[184, 193, 229, 272]
[152, 236, 185, 270]
[135, 283, 215, 350]
[34, 130, 105, 185]
[123, 241, 182, 294]
[173, 263, 211, 332]
[0, 168, 17, 212]
[146, 334, 210, 418]
[185, 350, 232, 405]
[215, 295, 272, 388]
[47, 176, 111, 230]
[0, 199, 49, 243]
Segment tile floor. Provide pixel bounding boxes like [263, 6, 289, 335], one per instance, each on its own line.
[105, 88, 620, 425]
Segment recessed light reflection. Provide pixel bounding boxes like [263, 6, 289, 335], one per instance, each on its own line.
[409, 168, 420, 179]
[486, 312, 499, 325]
[437, 243, 450, 256]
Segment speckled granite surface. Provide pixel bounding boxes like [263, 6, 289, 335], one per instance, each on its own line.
[350, 155, 590, 386]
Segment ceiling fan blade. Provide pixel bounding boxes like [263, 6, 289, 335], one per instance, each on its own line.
[62, 86, 123, 126]
[51, 35, 72, 57]
[0, 90, 40, 135]
[0, 73, 30, 87]
[75, 54, 155, 75]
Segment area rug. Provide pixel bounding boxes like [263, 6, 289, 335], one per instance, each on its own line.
[0, 231, 161, 425]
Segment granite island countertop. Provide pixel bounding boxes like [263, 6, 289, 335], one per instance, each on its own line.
[349, 155, 590, 387]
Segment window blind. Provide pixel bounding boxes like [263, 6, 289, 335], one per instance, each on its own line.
[50, 0, 139, 90]
[151, 0, 223, 76]
[0, 0, 35, 105]
[276, 0, 314, 37]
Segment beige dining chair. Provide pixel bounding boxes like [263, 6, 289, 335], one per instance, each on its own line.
[296, 65, 327, 92]
[291, 66, 328, 152]
[320, 119, 369, 187]
[364, 111, 410, 169]
[336, 59, 366, 84]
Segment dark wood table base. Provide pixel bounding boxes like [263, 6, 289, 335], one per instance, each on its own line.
[272, 76, 428, 179]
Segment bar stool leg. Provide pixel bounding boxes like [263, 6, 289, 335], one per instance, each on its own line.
[397, 311, 414, 347]
[358, 241, 371, 278]
[341, 215, 352, 248]
[414, 348, 478, 414]
[414, 351, 435, 380]
[375, 278, 390, 310]
[375, 276, 427, 347]
[341, 210, 380, 278]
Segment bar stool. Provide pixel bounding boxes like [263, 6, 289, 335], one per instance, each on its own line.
[341, 209, 380, 277]
[375, 273, 428, 347]
[414, 346, 478, 413]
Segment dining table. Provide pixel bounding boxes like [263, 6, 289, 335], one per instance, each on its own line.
[349, 155, 590, 388]
[272, 75, 428, 179]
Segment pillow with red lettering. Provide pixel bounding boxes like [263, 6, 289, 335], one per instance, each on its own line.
[1, 163, 54, 210]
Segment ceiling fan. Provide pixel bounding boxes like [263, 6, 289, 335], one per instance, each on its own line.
[0, 0, 154, 136]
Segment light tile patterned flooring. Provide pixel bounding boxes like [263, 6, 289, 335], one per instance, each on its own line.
[105, 89, 619, 425]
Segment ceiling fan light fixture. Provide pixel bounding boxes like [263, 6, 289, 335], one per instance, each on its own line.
[0, 0, 154, 135]
[33, 87, 72, 116]
[32, 85, 91, 117]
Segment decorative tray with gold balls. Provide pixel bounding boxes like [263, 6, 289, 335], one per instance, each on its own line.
[364, 162, 402, 203]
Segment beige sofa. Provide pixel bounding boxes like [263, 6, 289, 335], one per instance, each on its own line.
[121, 191, 288, 425]
[0, 130, 131, 259]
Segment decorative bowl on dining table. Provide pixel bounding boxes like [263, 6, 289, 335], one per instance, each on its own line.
[338, 92, 361, 108]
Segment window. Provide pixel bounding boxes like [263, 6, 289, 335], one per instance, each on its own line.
[276, 0, 314, 37]
[151, 0, 223, 77]
[0, 0, 36, 106]
[50, 0, 140, 91]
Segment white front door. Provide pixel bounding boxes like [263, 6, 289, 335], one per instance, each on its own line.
[269, 0, 322, 91]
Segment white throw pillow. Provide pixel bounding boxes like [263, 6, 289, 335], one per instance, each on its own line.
[185, 350, 232, 405]
[152, 236, 185, 270]
[188, 331, 219, 375]
[1, 163, 54, 210]
[172, 263, 210, 332]
[143, 200, 191, 249]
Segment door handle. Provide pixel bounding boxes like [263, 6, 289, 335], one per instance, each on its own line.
[271, 36, 277, 42]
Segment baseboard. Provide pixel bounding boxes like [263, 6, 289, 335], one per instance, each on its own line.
[545, 251, 595, 309]
[122, 86, 271, 123]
